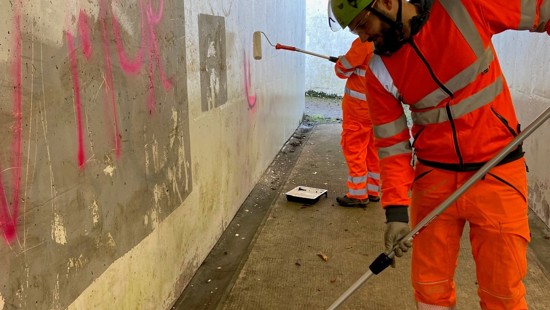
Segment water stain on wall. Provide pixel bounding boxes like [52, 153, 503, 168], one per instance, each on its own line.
[530, 182, 550, 225]
[199, 14, 228, 112]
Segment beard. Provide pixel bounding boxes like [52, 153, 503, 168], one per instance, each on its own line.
[373, 24, 407, 56]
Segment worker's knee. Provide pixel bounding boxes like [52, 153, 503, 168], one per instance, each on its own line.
[413, 279, 456, 309]
[478, 285, 527, 310]
[473, 230, 528, 309]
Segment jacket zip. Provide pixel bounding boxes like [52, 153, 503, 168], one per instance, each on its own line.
[408, 39, 464, 167]
[491, 107, 518, 137]
[411, 126, 425, 148]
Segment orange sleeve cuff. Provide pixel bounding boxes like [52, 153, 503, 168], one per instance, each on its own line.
[380, 153, 414, 208]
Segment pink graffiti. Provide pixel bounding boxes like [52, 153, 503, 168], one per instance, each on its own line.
[66, 32, 87, 168]
[111, 5, 145, 74]
[0, 0, 174, 242]
[78, 11, 92, 59]
[243, 53, 257, 109]
[0, 0, 23, 243]
[98, 0, 122, 160]
[67, 0, 173, 167]
[67, 10, 95, 168]
[143, 0, 173, 111]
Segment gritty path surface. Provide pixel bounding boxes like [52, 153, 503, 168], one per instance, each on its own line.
[175, 95, 550, 310]
[218, 123, 550, 310]
[304, 95, 343, 123]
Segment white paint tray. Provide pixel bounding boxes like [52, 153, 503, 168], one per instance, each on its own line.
[285, 186, 328, 204]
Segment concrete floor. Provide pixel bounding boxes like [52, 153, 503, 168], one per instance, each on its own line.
[174, 98, 550, 310]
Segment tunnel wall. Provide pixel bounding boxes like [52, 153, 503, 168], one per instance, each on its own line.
[0, 1, 305, 308]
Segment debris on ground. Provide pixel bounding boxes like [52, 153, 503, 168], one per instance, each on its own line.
[317, 253, 328, 262]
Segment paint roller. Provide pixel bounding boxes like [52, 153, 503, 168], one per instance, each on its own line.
[253, 31, 338, 63]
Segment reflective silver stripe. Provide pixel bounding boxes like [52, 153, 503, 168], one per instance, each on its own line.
[374, 113, 409, 139]
[367, 184, 380, 192]
[355, 68, 366, 77]
[417, 302, 456, 310]
[439, 0, 485, 57]
[349, 188, 367, 196]
[348, 175, 367, 184]
[378, 141, 412, 159]
[340, 56, 353, 69]
[415, 48, 494, 109]
[413, 2, 493, 109]
[345, 88, 367, 101]
[367, 172, 380, 180]
[337, 67, 353, 77]
[412, 76, 503, 125]
[369, 55, 401, 100]
[520, 0, 538, 29]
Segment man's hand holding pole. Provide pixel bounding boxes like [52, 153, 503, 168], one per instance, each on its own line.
[384, 206, 412, 267]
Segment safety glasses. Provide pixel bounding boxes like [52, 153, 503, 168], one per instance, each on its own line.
[349, 0, 378, 35]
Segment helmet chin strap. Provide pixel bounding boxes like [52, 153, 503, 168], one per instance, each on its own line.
[366, 0, 405, 39]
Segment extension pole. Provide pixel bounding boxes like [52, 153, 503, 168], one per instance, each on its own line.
[253, 31, 338, 62]
[327, 106, 550, 310]
[275, 43, 339, 63]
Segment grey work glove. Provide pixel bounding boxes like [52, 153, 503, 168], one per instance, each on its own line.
[384, 206, 413, 268]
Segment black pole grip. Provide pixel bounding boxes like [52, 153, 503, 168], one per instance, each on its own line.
[328, 56, 338, 63]
[369, 252, 393, 275]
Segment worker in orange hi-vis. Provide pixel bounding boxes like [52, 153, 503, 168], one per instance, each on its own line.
[334, 38, 380, 208]
[329, 0, 549, 309]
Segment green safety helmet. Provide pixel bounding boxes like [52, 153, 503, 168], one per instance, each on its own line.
[328, 0, 374, 31]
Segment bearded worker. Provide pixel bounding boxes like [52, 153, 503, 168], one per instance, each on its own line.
[329, 0, 550, 309]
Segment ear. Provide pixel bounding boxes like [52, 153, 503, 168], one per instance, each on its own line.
[379, 0, 394, 11]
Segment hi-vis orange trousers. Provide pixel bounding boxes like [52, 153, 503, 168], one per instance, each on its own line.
[410, 158, 529, 310]
[341, 100, 380, 200]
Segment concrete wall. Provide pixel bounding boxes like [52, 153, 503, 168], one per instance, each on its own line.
[494, 31, 550, 227]
[0, 0, 305, 309]
[305, 0, 355, 96]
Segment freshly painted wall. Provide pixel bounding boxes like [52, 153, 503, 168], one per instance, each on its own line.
[305, 0, 355, 96]
[494, 31, 550, 227]
[0, 0, 305, 309]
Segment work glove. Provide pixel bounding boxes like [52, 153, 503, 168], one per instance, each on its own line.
[384, 206, 412, 268]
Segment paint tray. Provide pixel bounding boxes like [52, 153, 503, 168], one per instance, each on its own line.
[285, 186, 328, 204]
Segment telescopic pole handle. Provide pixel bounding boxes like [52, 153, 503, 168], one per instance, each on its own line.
[294, 48, 334, 61]
[327, 252, 394, 310]
[275, 44, 338, 62]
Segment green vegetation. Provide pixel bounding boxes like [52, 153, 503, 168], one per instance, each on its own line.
[302, 114, 341, 124]
[305, 90, 342, 99]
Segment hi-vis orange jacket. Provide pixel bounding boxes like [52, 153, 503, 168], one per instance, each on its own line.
[335, 39, 381, 199]
[365, 0, 550, 207]
[335, 39, 372, 119]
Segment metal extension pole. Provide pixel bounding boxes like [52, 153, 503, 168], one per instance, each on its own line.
[293, 48, 337, 62]
[327, 106, 550, 310]
[275, 43, 339, 63]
